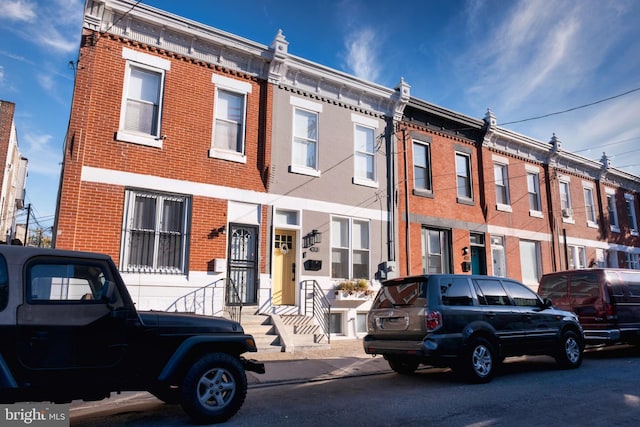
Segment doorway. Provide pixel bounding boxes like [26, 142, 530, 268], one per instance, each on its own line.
[226, 223, 258, 305]
[273, 230, 296, 305]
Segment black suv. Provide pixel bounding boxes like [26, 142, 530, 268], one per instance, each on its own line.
[0, 246, 264, 424]
[363, 274, 584, 383]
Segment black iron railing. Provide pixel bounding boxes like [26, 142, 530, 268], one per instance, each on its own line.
[165, 277, 243, 323]
[302, 279, 331, 343]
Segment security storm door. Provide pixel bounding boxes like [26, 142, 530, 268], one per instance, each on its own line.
[227, 224, 258, 305]
[273, 230, 296, 305]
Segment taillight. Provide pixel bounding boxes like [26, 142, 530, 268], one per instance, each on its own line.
[425, 310, 442, 332]
[603, 302, 617, 320]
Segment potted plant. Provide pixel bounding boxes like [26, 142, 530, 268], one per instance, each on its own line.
[334, 279, 373, 300]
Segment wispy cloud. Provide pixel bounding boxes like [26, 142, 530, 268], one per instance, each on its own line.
[0, 66, 4, 85]
[22, 132, 62, 177]
[0, 0, 36, 22]
[344, 28, 381, 83]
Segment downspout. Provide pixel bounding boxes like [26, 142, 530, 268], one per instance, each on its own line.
[543, 163, 558, 272]
[402, 128, 411, 275]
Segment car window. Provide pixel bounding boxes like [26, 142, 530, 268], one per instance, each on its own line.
[0, 254, 7, 311]
[374, 279, 426, 308]
[501, 280, 539, 307]
[473, 279, 511, 306]
[539, 274, 568, 300]
[615, 272, 640, 297]
[441, 277, 473, 306]
[570, 273, 599, 302]
[27, 260, 109, 303]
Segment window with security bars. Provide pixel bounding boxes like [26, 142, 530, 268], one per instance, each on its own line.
[121, 190, 190, 273]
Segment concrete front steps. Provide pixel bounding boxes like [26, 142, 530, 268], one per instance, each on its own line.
[240, 311, 330, 353]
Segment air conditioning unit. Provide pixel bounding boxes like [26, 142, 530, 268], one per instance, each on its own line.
[562, 208, 573, 218]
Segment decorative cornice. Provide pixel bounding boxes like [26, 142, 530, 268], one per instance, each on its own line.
[86, 0, 403, 118]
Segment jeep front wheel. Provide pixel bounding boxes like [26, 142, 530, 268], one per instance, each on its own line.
[180, 353, 248, 424]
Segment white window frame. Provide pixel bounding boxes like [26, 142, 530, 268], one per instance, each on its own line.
[412, 139, 432, 194]
[491, 235, 507, 277]
[568, 245, 586, 269]
[121, 189, 190, 274]
[625, 252, 640, 270]
[352, 114, 378, 188]
[330, 216, 370, 280]
[493, 156, 511, 212]
[559, 177, 574, 223]
[210, 74, 252, 163]
[625, 193, 639, 236]
[421, 227, 451, 274]
[606, 188, 620, 233]
[117, 48, 170, 148]
[582, 182, 597, 228]
[455, 152, 473, 202]
[290, 96, 322, 177]
[519, 239, 541, 288]
[525, 165, 543, 218]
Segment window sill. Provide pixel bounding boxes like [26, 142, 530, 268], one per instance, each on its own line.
[209, 148, 246, 164]
[289, 165, 321, 177]
[632, 230, 639, 237]
[456, 197, 474, 206]
[587, 221, 599, 229]
[412, 188, 434, 198]
[116, 130, 163, 148]
[496, 203, 512, 213]
[529, 210, 543, 218]
[610, 226, 620, 233]
[352, 177, 378, 188]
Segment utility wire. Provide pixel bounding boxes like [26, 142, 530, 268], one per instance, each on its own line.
[498, 87, 640, 126]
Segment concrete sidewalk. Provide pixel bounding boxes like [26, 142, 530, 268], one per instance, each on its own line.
[247, 339, 391, 387]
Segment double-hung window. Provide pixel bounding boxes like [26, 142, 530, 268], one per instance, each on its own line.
[559, 178, 573, 221]
[290, 97, 322, 176]
[210, 74, 251, 163]
[455, 152, 472, 201]
[606, 189, 620, 232]
[625, 193, 639, 235]
[352, 114, 378, 187]
[583, 184, 597, 227]
[568, 245, 586, 269]
[121, 190, 190, 274]
[519, 240, 541, 287]
[117, 48, 170, 147]
[413, 140, 432, 194]
[331, 217, 370, 279]
[421, 227, 451, 274]
[493, 157, 510, 211]
[526, 165, 542, 217]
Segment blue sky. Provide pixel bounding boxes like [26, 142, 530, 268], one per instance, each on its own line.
[1, 0, 639, 237]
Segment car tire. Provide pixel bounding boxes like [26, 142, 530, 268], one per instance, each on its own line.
[555, 330, 583, 369]
[463, 337, 495, 384]
[387, 356, 419, 375]
[180, 353, 247, 424]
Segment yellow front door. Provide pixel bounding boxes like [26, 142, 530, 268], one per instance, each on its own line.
[273, 230, 296, 305]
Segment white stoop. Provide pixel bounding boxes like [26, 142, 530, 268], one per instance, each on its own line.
[279, 314, 330, 351]
[240, 312, 283, 353]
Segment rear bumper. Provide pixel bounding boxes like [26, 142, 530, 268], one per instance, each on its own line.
[363, 334, 461, 359]
[583, 329, 620, 344]
[241, 357, 265, 374]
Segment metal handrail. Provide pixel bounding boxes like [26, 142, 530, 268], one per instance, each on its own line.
[302, 279, 331, 344]
[165, 277, 243, 323]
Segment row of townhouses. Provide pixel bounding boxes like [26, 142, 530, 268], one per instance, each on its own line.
[53, 0, 640, 340]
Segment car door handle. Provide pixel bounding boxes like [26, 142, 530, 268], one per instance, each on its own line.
[485, 312, 496, 318]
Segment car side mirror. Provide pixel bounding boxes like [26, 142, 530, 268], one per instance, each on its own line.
[101, 281, 116, 304]
[543, 298, 553, 308]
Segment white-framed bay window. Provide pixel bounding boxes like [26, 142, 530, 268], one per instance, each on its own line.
[352, 113, 378, 187]
[117, 48, 170, 148]
[121, 189, 190, 274]
[210, 74, 252, 163]
[331, 216, 370, 279]
[290, 96, 322, 177]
